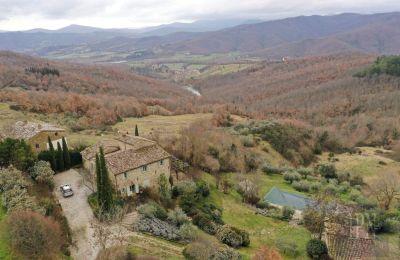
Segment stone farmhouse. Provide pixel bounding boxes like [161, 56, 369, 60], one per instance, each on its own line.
[9, 121, 66, 153]
[81, 135, 171, 196]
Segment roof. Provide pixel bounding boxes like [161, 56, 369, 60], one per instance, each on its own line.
[106, 144, 171, 175]
[264, 187, 311, 211]
[80, 139, 121, 160]
[115, 135, 156, 149]
[11, 121, 64, 139]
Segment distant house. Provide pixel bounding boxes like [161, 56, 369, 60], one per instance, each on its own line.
[9, 121, 66, 153]
[264, 187, 311, 211]
[81, 135, 171, 196]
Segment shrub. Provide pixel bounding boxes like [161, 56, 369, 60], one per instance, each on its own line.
[261, 164, 285, 175]
[216, 225, 250, 248]
[256, 200, 270, 209]
[178, 223, 198, 241]
[337, 181, 350, 194]
[306, 239, 328, 259]
[283, 171, 301, 184]
[281, 206, 295, 221]
[324, 184, 338, 195]
[168, 207, 190, 227]
[318, 164, 337, 179]
[237, 179, 260, 204]
[292, 180, 311, 192]
[276, 239, 300, 257]
[29, 160, 55, 189]
[196, 180, 210, 197]
[0, 138, 36, 171]
[240, 136, 255, 147]
[183, 239, 242, 260]
[192, 213, 219, 235]
[310, 182, 322, 193]
[298, 167, 312, 179]
[383, 218, 400, 233]
[349, 175, 364, 186]
[8, 210, 63, 259]
[253, 246, 283, 260]
[137, 201, 167, 221]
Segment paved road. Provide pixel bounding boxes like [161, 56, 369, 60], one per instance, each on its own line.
[54, 169, 99, 260]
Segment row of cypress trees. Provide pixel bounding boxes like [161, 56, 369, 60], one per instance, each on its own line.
[95, 147, 114, 214]
[47, 136, 71, 172]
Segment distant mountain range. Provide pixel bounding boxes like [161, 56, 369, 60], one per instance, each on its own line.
[1, 13, 400, 58]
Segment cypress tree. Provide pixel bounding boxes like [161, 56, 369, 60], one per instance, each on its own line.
[95, 153, 103, 206]
[99, 146, 113, 213]
[62, 137, 71, 169]
[47, 136, 57, 171]
[56, 142, 64, 172]
[135, 125, 139, 136]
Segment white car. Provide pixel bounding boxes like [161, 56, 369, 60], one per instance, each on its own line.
[60, 184, 74, 197]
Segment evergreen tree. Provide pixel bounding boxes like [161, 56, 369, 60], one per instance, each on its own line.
[95, 153, 103, 205]
[47, 136, 57, 171]
[99, 147, 113, 213]
[56, 142, 64, 172]
[135, 125, 139, 136]
[62, 137, 71, 169]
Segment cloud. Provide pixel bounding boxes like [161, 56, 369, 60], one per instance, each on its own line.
[0, 0, 399, 30]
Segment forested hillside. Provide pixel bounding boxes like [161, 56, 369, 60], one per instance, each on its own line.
[194, 54, 400, 146]
[0, 51, 194, 128]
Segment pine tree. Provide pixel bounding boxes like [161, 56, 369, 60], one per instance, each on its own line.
[56, 142, 64, 172]
[135, 125, 139, 136]
[47, 136, 57, 171]
[62, 137, 71, 169]
[95, 153, 103, 206]
[99, 147, 113, 213]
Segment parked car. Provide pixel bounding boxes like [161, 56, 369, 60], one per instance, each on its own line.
[60, 184, 73, 197]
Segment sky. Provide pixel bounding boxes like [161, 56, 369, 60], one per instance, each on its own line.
[0, 0, 400, 31]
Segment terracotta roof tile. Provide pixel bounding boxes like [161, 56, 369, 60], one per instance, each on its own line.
[106, 144, 170, 175]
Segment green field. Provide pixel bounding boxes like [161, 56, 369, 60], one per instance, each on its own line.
[202, 172, 310, 259]
[0, 207, 13, 260]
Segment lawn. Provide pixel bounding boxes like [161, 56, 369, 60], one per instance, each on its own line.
[201, 172, 311, 259]
[0, 207, 13, 260]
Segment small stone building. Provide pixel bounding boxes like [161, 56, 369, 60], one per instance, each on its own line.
[10, 121, 66, 153]
[81, 135, 171, 196]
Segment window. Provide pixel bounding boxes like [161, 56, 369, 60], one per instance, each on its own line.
[160, 159, 164, 165]
[55, 132, 58, 136]
[142, 165, 147, 171]
[35, 143, 39, 148]
[124, 172, 127, 178]
[121, 188, 125, 193]
[129, 185, 135, 192]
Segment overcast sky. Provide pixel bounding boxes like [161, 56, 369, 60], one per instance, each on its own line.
[1, 0, 400, 31]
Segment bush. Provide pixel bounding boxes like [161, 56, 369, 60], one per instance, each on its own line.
[261, 164, 286, 175]
[168, 207, 190, 227]
[337, 181, 350, 194]
[292, 180, 311, 192]
[283, 171, 301, 184]
[8, 210, 63, 259]
[192, 213, 219, 235]
[29, 160, 55, 189]
[276, 239, 300, 257]
[183, 239, 242, 260]
[306, 239, 328, 259]
[216, 225, 250, 248]
[310, 182, 322, 193]
[298, 167, 312, 179]
[240, 136, 255, 147]
[178, 223, 198, 241]
[137, 201, 167, 221]
[237, 179, 260, 204]
[383, 218, 400, 233]
[349, 175, 364, 186]
[324, 184, 338, 195]
[0, 138, 36, 171]
[281, 206, 295, 221]
[318, 164, 337, 179]
[256, 200, 270, 209]
[196, 180, 210, 197]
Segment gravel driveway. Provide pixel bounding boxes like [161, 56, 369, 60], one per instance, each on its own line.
[54, 169, 99, 260]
